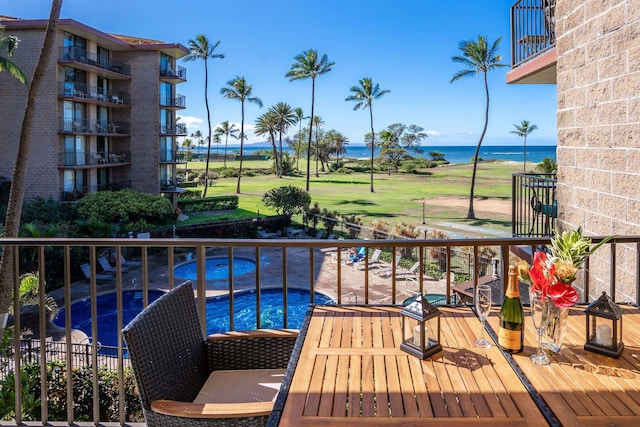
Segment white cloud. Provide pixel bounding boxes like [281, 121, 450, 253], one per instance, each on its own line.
[426, 130, 442, 137]
[176, 115, 203, 132]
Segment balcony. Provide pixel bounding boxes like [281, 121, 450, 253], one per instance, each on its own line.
[60, 118, 130, 136]
[160, 123, 187, 135]
[160, 93, 186, 109]
[507, 0, 556, 84]
[160, 64, 187, 81]
[0, 235, 637, 425]
[512, 172, 557, 237]
[159, 150, 187, 164]
[59, 46, 131, 78]
[59, 83, 129, 106]
[60, 150, 131, 168]
[60, 180, 132, 201]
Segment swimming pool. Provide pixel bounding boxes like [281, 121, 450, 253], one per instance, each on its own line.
[53, 288, 333, 352]
[173, 256, 257, 281]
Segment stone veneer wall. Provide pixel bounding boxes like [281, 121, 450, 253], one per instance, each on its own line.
[555, 0, 640, 301]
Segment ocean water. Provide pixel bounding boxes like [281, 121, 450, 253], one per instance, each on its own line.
[243, 145, 556, 164]
[190, 144, 557, 165]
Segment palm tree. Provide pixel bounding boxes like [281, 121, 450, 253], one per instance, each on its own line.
[0, 0, 62, 317]
[183, 35, 224, 197]
[345, 77, 390, 193]
[285, 49, 334, 191]
[220, 76, 263, 193]
[312, 116, 325, 175]
[254, 112, 279, 174]
[511, 119, 538, 172]
[214, 121, 238, 168]
[268, 102, 297, 177]
[451, 35, 507, 219]
[325, 129, 349, 165]
[293, 107, 308, 170]
[0, 25, 27, 84]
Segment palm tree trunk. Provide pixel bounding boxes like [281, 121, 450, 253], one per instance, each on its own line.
[278, 132, 283, 178]
[467, 72, 491, 220]
[0, 0, 62, 315]
[296, 123, 302, 170]
[369, 104, 375, 193]
[224, 134, 228, 167]
[306, 80, 315, 192]
[236, 102, 245, 194]
[523, 135, 527, 172]
[270, 133, 279, 176]
[315, 125, 319, 177]
[202, 58, 213, 197]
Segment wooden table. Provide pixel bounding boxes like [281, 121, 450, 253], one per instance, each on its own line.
[487, 305, 640, 427]
[269, 305, 548, 426]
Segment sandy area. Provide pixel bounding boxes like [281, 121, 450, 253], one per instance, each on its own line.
[421, 196, 511, 215]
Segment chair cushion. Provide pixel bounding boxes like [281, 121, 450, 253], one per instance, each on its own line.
[193, 369, 285, 404]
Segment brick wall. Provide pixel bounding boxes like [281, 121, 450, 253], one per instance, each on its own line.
[556, 0, 640, 301]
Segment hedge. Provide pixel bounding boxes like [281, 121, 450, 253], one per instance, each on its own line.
[177, 195, 239, 213]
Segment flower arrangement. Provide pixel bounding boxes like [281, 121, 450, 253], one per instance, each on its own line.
[518, 227, 613, 308]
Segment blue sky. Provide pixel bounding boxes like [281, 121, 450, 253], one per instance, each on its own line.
[2, 0, 557, 146]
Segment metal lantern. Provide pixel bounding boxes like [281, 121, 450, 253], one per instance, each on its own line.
[400, 295, 442, 359]
[584, 292, 624, 358]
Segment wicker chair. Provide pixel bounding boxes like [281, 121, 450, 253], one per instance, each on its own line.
[122, 282, 298, 427]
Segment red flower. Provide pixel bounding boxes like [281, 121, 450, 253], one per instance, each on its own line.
[547, 283, 578, 308]
[525, 251, 578, 308]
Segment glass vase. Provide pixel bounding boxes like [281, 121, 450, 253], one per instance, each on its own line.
[542, 302, 569, 353]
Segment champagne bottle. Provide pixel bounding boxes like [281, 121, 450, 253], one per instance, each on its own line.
[498, 265, 524, 353]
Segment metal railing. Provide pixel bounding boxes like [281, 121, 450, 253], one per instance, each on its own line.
[160, 123, 187, 135]
[60, 118, 129, 135]
[159, 94, 186, 108]
[0, 235, 638, 425]
[510, 0, 556, 67]
[59, 46, 131, 76]
[512, 172, 557, 237]
[160, 64, 187, 80]
[159, 150, 188, 163]
[59, 82, 129, 105]
[60, 150, 131, 167]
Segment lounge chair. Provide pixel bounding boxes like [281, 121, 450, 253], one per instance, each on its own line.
[379, 261, 421, 279]
[374, 255, 402, 277]
[122, 281, 298, 427]
[356, 248, 383, 270]
[98, 256, 129, 273]
[80, 263, 112, 282]
[120, 254, 142, 268]
[257, 230, 278, 239]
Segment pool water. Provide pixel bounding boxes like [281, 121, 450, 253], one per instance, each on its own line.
[173, 256, 257, 281]
[53, 288, 333, 352]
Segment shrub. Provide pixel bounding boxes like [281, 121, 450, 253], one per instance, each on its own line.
[262, 186, 311, 217]
[178, 195, 239, 213]
[75, 189, 175, 230]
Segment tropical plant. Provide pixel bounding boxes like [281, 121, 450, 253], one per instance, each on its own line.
[183, 35, 224, 197]
[346, 77, 390, 192]
[268, 102, 297, 178]
[262, 186, 311, 217]
[220, 76, 263, 193]
[0, 25, 27, 84]
[377, 123, 427, 174]
[13, 272, 58, 319]
[213, 121, 238, 168]
[293, 107, 308, 169]
[0, 0, 62, 318]
[285, 49, 335, 191]
[536, 157, 557, 173]
[254, 112, 279, 174]
[511, 119, 538, 172]
[451, 35, 508, 219]
[324, 129, 348, 165]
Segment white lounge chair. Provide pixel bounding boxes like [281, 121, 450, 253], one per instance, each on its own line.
[379, 261, 421, 279]
[98, 256, 129, 273]
[80, 263, 112, 282]
[374, 255, 402, 277]
[120, 254, 142, 268]
[357, 249, 383, 270]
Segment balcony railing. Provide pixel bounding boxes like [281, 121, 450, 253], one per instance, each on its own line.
[60, 151, 131, 167]
[160, 123, 187, 135]
[60, 181, 132, 201]
[160, 64, 187, 80]
[510, 0, 556, 67]
[59, 46, 131, 76]
[59, 83, 129, 105]
[60, 118, 129, 135]
[159, 150, 187, 163]
[159, 94, 186, 109]
[0, 236, 637, 424]
[512, 172, 557, 237]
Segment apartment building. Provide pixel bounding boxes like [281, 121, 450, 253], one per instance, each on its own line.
[508, 0, 640, 300]
[0, 16, 188, 206]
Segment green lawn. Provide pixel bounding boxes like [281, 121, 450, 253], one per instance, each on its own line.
[180, 160, 522, 235]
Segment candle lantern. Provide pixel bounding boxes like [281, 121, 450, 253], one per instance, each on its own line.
[584, 292, 624, 358]
[400, 295, 442, 359]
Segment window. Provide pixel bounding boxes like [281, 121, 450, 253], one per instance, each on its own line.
[63, 101, 87, 132]
[160, 54, 173, 75]
[160, 109, 173, 133]
[97, 46, 109, 68]
[63, 169, 88, 193]
[160, 137, 173, 161]
[64, 67, 86, 97]
[97, 77, 108, 98]
[64, 135, 87, 165]
[160, 82, 173, 106]
[63, 32, 87, 61]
